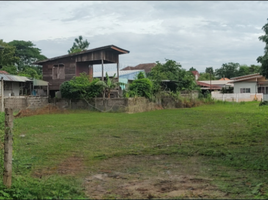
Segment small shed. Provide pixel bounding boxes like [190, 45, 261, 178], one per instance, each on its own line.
[32, 79, 49, 96]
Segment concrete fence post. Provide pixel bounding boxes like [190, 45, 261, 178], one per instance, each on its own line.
[3, 108, 13, 188]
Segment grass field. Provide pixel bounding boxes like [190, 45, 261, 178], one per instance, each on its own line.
[1, 101, 268, 199]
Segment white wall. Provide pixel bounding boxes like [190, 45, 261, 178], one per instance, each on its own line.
[233, 82, 257, 93]
[3, 82, 20, 96]
[212, 92, 263, 102]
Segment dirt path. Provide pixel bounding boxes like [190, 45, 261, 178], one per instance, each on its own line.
[32, 154, 228, 199]
[82, 155, 227, 199]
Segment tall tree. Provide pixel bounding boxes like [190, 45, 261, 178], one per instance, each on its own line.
[148, 59, 198, 92]
[68, 36, 90, 54]
[205, 67, 214, 75]
[198, 73, 216, 81]
[237, 65, 250, 76]
[215, 62, 239, 79]
[0, 40, 19, 69]
[257, 19, 268, 78]
[189, 67, 197, 72]
[8, 40, 47, 70]
[248, 64, 261, 74]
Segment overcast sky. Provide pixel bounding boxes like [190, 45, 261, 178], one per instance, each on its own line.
[1, 1, 268, 72]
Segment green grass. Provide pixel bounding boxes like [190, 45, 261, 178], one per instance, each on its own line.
[1, 101, 268, 199]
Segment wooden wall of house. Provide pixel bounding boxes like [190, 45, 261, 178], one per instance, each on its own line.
[75, 50, 119, 63]
[42, 50, 120, 91]
[43, 57, 76, 90]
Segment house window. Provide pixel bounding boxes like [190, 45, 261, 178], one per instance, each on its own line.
[258, 86, 268, 94]
[4, 82, 12, 90]
[240, 88, 250, 93]
[52, 63, 65, 79]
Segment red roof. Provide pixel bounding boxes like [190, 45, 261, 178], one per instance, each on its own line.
[196, 81, 221, 89]
[0, 71, 9, 74]
[191, 70, 200, 76]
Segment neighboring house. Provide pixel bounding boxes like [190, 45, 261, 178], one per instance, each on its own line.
[229, 73, 268, 101]
[0, 72, 49, 97]
[94, 69, 146, 88]
[212, 73, 268, 102]
[0, 73, 32, 97]
[197, 80, 233, 92]
[33, 45, 129, 97]
[121, 63, 156, 74]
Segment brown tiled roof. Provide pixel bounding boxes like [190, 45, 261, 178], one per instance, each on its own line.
[121, 63, 156, 73]
[121, 66, 135, 70]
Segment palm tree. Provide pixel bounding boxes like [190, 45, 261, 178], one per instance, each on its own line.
[95, 72, 125, 98]
[68, 36, 90, 54]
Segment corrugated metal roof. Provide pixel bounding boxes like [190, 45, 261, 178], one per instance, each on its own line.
[0, 74, 32, 82]
[198, 80, 234, 86]
[33, 78, 48, 86]
[93, 70, 145, 80]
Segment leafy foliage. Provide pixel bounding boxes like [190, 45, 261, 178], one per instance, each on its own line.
[136, 71, 145, 79]
[214, 63, 261, 79]
[198, 72, 216, 81]
[0, 40, 46, 79]
[95, 72, 125, 98]
[60, 73, 102, 99]
[68, 36, 90, 54]
[215, 62, 240, 79]
[0, 40, 19, 68]
[8, 40, 47, 69]
[257, 19, 268, 78]
[127, 78, 153, 99]
[188, 67, 197, 71]
[205, 67, 214, 75]
[148, 59, 198, 93]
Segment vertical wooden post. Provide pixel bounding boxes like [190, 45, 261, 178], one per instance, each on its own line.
[3, 108, 13, 188]
[102, 59, 105, 100]
[101, 59, 104, 81]
[117, 56, 119, 82]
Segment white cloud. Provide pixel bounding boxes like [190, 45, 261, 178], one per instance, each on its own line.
[1, 1, 268, 71]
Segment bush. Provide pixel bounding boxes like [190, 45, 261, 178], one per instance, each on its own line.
[127, 78, 153, 99]
[60, 73, 102, 99]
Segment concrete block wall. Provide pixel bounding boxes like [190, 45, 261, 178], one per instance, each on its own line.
[5, 97, 27, 110]
[26, 97, 49, 109]
[4, 96, 49, 111]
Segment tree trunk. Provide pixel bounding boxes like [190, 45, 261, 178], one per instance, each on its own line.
[3, 108, 13, 188]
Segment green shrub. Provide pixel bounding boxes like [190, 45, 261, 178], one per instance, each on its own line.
[127, 78, 153, 99]
[60, 73, 102, 99]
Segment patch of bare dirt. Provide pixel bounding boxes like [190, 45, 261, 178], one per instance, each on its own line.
[83, 155, 227, 199]
[15, 104, 67, 118]
[33, 156, 84, 178]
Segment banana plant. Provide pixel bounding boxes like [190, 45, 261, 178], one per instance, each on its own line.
[95, 72, 125, 98]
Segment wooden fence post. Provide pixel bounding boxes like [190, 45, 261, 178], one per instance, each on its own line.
[3, 108, 13, 188]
